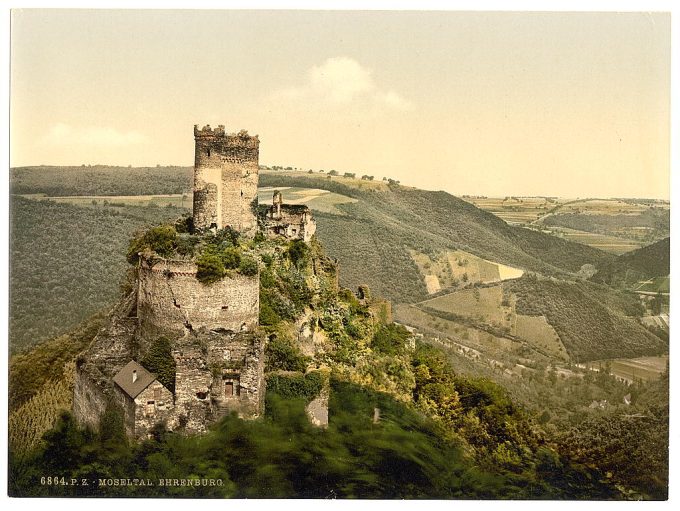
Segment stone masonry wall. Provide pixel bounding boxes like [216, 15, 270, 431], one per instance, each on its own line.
[133, 381, 175, 438]
[207, 332, 265, 420]
[137, 256, 259, 340]
[173, 344, 213, 433]
[193, 124, 260, 235]
[73, 294, 137, 432]
[73, 366, 111, 432]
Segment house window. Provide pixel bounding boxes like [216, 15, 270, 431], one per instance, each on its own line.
[196, 392, 208, 400]
[154, 388, 162, 400]
[146, 400, 155, 415]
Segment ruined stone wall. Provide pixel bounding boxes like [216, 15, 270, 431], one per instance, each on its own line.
[137, 256, 259, 339]
[110, 386, 137, 438]
[207, 333, 265, 420]
[263, 206, 317, 242]
[193, 124, 260, 235]
[173, 344, 213, 433]
[73, 294, 138, 432]
[73, 366, 111, 432]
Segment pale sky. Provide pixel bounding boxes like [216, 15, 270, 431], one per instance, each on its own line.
[10, 10, 670, 199]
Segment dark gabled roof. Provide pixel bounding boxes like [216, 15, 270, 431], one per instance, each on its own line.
[112, 360, 156, 399]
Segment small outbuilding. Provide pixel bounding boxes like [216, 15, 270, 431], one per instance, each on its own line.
[112, 360, 174, 438]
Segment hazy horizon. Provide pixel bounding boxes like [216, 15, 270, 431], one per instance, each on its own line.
[10, 10, 671, 199]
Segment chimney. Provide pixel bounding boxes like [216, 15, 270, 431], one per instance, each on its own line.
[132, 369, 138, 383]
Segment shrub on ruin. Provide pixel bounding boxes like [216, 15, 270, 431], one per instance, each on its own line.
[126, 225, 177, 264]
[141, 337, 176, 393]
[259, 296, 281, 327]
[175, 235, 199, 257]
[239, 256, 259, 276]
[260, 253, 274, 268]
[287, 240, 309, 268]
[372, 323, 411, 356]
[265, 336, 310, 372]
[174, 214, 193, 234]
[265, 371, 323, 401]
[220, 247, 242, 270]
[196, 252, 226, 284]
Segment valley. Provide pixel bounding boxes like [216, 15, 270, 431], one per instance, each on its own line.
[8, 165, 670, 499]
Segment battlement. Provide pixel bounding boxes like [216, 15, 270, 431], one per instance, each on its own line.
[194, 124, 260, 148]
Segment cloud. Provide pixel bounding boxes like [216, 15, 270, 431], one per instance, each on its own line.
[274, 57, 412, 111]
[40, 123, 147, 148]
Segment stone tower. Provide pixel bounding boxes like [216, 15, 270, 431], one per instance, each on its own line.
[193, 124, 260, 235]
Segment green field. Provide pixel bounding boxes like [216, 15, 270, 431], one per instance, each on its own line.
[463, 195, 670, 253]
[543, 226, 642, 255]
[635, 276, 670, 294]
[257, 186, 357, 215]
[18, 193, 191, 208]
[582, 355, 668, 383]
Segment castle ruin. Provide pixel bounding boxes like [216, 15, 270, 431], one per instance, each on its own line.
[74, 124, 314, 438]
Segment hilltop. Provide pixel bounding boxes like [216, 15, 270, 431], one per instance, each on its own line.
[259, 173, 615, 303]
[590, 237, 670, 288]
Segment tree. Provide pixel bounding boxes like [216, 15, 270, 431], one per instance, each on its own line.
[196, 252, 226, 284]
[126, 225, 178, 264]
[141, 337, 176, 393]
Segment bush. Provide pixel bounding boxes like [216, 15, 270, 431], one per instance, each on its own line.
[196, 252, 225, 284]
[239, 256, 259, 276]
[287, 240, 309, 268]
[126, 225, 177, 263]
[266, 337, 310, 372]
[175, 235, 199, 257]
[174, 215, 193, 234]
[372, 323, 411, 355]
[266, 371, 323, 401]
[259, 297, 282, 326]
[140, 337, 176, 393]
[220, 247, 242, 270]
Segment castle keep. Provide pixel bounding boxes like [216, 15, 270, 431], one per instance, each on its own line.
[193, 125, 259, 236]
[74, 124, 314, 438]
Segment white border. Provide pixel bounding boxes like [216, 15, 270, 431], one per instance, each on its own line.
[1, 2, 677, 511]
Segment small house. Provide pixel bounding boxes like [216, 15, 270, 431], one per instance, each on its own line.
[112, 360, 174, 438]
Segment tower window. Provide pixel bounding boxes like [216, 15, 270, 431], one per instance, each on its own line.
[206, 149, 211, 157]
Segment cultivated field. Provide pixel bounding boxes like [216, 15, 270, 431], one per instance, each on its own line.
[18, 193, 190, 208]
[420, 285, 510, 325]
[257, 186, 357, 215]
[514, 314, 567, 360]
[635, 276, 670, 295]
[582, 355, 668, 383]
[411, 248, 524, 294]
[539, 226, 642, 255]
[461, 196, 565, 225]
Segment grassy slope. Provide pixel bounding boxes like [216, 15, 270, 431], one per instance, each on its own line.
[260, 175, 615, 304]
[591, 237, 670, 287]
[503, 276, 666, 362]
